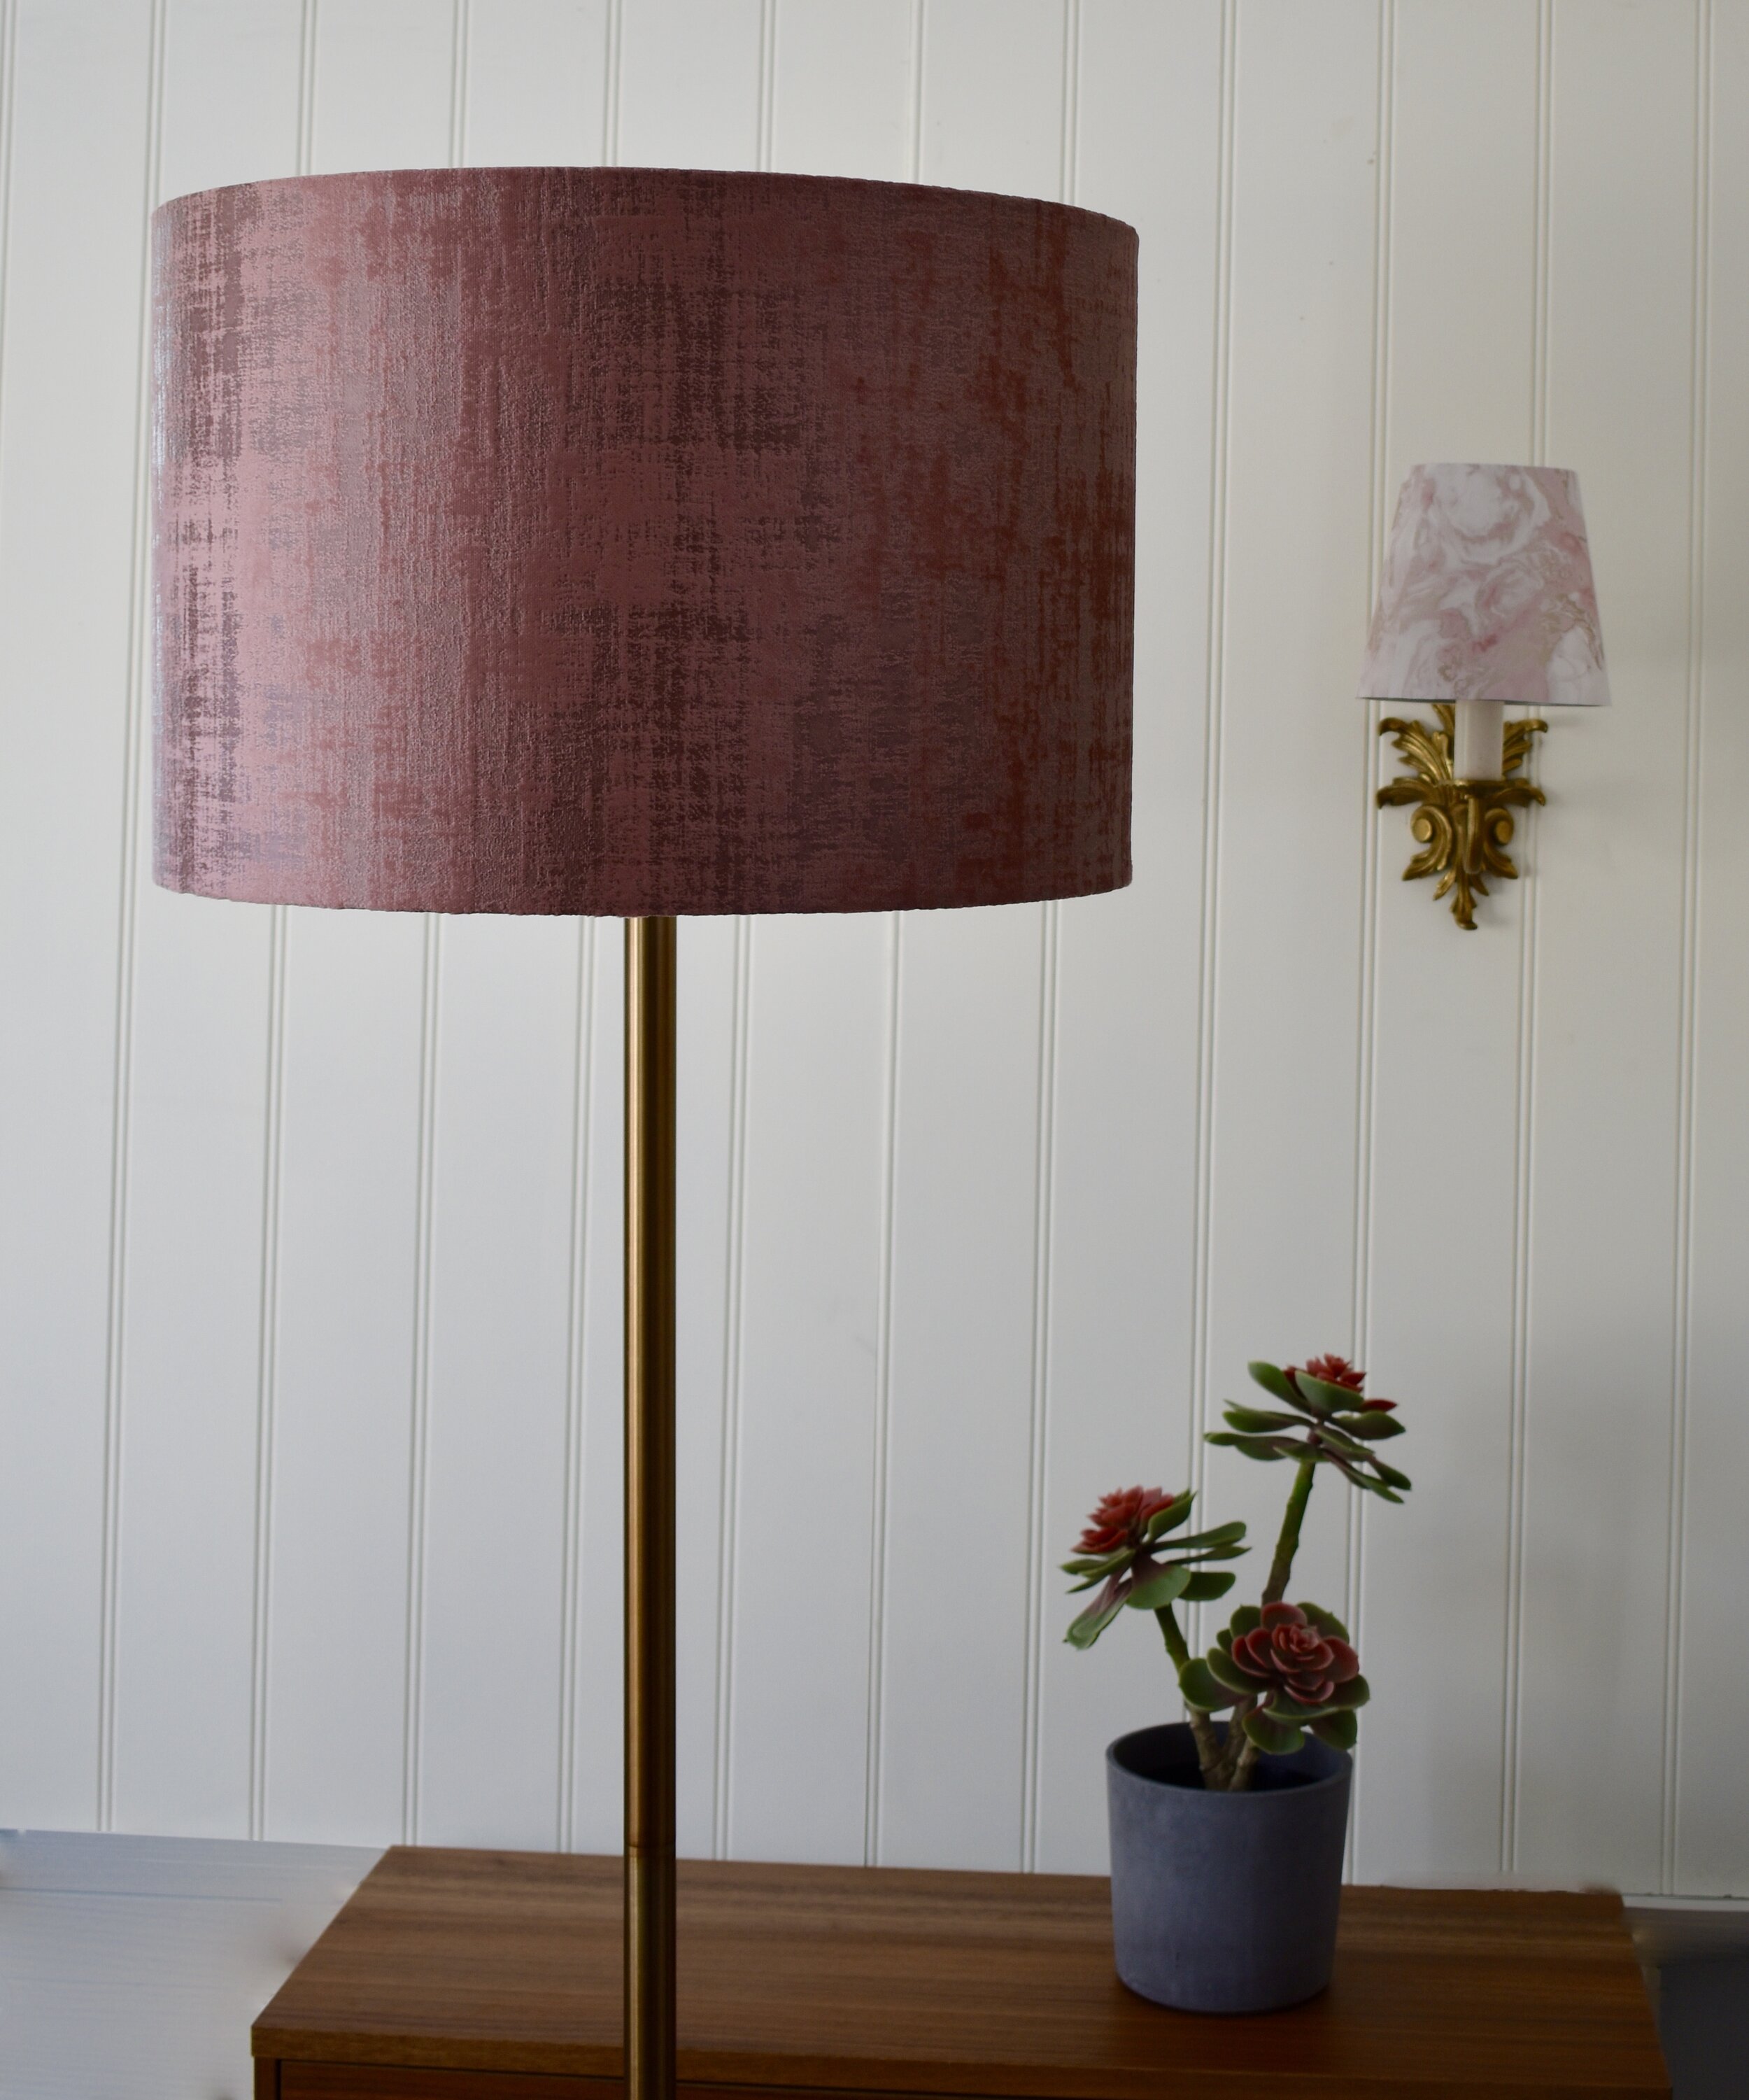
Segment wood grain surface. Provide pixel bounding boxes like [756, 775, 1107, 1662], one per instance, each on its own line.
[253, 1850, 1668, 2099]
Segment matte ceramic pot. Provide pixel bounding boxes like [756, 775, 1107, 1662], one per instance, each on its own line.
[1105, 1721, 1352, 2014]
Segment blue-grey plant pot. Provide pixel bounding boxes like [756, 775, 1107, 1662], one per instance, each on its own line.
[1106, 1721, 1352, 2014]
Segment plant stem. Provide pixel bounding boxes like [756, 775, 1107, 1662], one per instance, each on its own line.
[1155, 1606, 1224, 1780]
[1210, 1698, 1253, 1790]
[1228, 1731, 1261, 1791]
[1228, 1456, 1322, 1791]
[1263, 1457, 1317, 1605]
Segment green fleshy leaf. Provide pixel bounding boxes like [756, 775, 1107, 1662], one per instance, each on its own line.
[1326, 1451, 1404, 1502]
[1206, 1432, 1300, 1463]
[1143, 1495, 1196, 1540]
[1205, 1644, 1258, 1696]
[1177, 1570, 1236, 1602]
[1171, 1519, 1248, 1551]
[1369, 1457, 1412, 1491]
[1061, 1552, 1128, 1577]
[1126, 1563, 1191, 1612]
[1228, 1604, 1262, 1637]
[1265, 1693, 1333, 1724]
[1329, 1409, 1405, 1440]
[1323, 1673, 1371, 1711]
[1310, 1710, 1358, 1752]
[1220, 1404, 1309, 1436]
[1306, 1423, 1375, 1463]
[1242, 1708, 1305, 1756]
[1295, 1600, 1351, 1641]
[1294, 1372, 1367, 1418]
[1177, 1658, 1238, 1712]
[1247, 1361, 1307, 1411]
[1064, 1590, 1124, 1649]
[1172, 1543, 1248, 1563]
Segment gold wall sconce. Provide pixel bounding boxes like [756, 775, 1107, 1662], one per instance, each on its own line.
[1360, 464, 1610, 929]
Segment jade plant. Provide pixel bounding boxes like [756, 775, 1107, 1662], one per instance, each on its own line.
[1065, 1355, 1410, 1792]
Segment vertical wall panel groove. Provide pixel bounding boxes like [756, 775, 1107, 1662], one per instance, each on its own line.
[905, 0, 926, 178]
[864, 2, 932, 1866]
[711, 917, 752, 1858]
[248, 903, 287, 1840]
[1187, 0, 1237, 1538]
[450, 0, 470, 162]
[401, 916, 442, 1842]
[297, 0, 317, 166]
[98, 0, 169, 1831]
[404, 5, 464, 1847]
[1498, 0, 1556, 1876]
[757, 0, 775, 169]
[1676, 0, 1748, 1899]
[0, 0, 18, 470]
[602, 0, 621, 166]
[559, 922, 597, 1852]
[248, 0, 317, 1849]
[1020, 900, 1060, 1872]
[1018, 0, 1075, 1881]
[863, 917, 902, 1866]
[1661, 0, 1711, 1896]
[1345, 0, 1395, 1873]
[253, 0, 314, 1843]
[716, 6, 772, 1859]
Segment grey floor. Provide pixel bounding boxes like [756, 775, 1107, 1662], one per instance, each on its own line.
[0, 1830, 378, 2099]
[2, 1832, 1742, 2097]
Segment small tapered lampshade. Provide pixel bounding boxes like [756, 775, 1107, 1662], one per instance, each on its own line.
[1358, 463, 1609, 711]
[152, 168, 1137, 917]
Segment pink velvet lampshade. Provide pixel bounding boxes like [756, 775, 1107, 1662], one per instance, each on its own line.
[1358, 463, 1610, 712]
[151, 167, 1138, 918]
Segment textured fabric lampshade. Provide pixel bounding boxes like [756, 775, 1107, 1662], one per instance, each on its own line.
[152, 167, 1137, 917]
[1357, 463, 1610, 709]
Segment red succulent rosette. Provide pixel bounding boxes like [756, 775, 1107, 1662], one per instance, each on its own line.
[1074, 1484, 1177, 1557]
[1206, 1354, 1412, 1502]
[1061, 1485, 1247, 1650]
[1177, 1598, 1372, 1756]
[1287, 1353, 1398, 1412]
[1229, 1601, 1360, 1710]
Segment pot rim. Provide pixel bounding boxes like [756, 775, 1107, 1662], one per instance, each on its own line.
[1106, 1719, 1352, 1800]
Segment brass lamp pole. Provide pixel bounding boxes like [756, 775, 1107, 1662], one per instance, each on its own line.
[623, 917, 678, 2100]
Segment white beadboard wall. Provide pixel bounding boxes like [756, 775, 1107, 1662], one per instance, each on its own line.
[0, 0, 1744, 1901]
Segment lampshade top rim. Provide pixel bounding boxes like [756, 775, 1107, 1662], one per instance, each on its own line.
[1401, 458, 1583, 477]
[152, 163, 1139, 243]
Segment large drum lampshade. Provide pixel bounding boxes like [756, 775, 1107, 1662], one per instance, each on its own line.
[153, 167, 1138, 917]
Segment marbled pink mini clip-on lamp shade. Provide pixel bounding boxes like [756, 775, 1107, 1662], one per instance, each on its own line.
[1360, 463, 1609, 928]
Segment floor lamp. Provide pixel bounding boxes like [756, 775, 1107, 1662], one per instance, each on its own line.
[151, 167, 1137, 2100]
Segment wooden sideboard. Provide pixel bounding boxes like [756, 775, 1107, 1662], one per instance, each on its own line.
[253, 1848, 1669, 2099]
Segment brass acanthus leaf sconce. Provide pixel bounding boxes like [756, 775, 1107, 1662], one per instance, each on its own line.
[1376, 703, 1546, 930]
[1359, 463, 1608, 929]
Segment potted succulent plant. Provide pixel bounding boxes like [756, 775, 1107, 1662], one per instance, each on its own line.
[1065, 1355, 1410, 2013]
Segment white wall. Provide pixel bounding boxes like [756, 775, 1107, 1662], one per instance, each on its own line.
[0, 0, 1744, 1901]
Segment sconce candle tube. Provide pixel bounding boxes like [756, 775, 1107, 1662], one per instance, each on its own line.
[1452, 701, 1506, 782]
